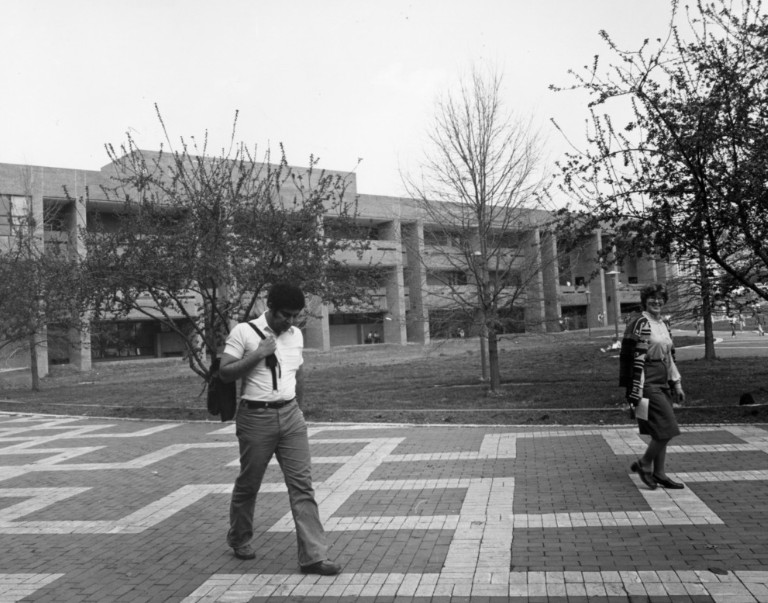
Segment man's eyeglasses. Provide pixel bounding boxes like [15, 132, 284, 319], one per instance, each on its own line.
[647, 298, 665, 305]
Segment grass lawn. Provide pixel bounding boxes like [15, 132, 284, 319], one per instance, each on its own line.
[1, 328, 767, 425]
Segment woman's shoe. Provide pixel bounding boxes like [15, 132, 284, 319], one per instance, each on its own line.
[653, 474, 685, 489]
[631, 460, 658, 490]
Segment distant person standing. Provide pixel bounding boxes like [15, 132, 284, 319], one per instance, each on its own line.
[219, 283, 341, 575]
[756, 310, 765, 336]
[729, 314, 737, 337]
[620, 283, 686, 491]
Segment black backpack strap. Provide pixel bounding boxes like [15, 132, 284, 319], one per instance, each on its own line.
[247, 321, 266, 339]
[245, 322, 279, 391]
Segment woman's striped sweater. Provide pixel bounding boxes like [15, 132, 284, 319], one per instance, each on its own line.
[618, 314, 675, 405]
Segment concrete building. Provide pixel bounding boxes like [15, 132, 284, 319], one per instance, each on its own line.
[0, 156, 681, 376]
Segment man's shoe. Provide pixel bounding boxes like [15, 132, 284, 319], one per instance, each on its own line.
[631, 460, 658, 490]
[300, 560, 342, 576]
[653, 474, 685, 489]
[232, 545, 256, 560]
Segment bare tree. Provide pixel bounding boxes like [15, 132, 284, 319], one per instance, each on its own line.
[405, 67, 552, 392]
[0, 168, 88, 390]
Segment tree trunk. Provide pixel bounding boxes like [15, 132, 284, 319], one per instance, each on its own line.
[487, 329, 501, 392]
[28, 334, 40, 392]
[476, 306, 489, 381]
[479, 328, 489, 382]
[698, 252, 717, 360]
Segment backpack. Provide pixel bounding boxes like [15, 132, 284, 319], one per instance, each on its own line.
[206, 322, 278, 421]
[206, 356, 237, 422]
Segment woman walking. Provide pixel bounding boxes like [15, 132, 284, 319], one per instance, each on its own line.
[619, 283, 686, 490]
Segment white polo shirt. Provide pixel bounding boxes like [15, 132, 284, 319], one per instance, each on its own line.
[222, 313, 303, 402]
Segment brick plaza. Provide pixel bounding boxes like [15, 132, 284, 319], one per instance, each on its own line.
[1, 413, 767, 602]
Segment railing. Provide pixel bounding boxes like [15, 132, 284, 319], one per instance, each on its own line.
[333, 240, 402, 266]
[558, 283, 644, 305]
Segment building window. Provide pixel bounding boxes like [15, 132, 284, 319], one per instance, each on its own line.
[86, 210, 122, 233]
[9, 196, 29, 218]
[328, 312, 384, 325]
[43, 200, 69, 232]
[365, 226, 380, 240]
[91, 321, 158, 360]
[322, 217, 375, 241]
[424, 229, 462, 248]
[2, 195, 29, 222]
[496, 231, 521, 250]
[427, 270, 468, 286]
[489, 270, 521, 288]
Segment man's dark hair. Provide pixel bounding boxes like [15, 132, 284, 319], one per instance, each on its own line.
[267, 283, 305, 311]
[640, 283, 668, 309]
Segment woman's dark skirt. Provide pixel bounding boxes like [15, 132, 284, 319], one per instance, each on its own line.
[638, 361, 681, 440]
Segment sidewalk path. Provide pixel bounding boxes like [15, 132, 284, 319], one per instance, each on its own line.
[674, 328, 768, 361]
[1, 413, 768, 602]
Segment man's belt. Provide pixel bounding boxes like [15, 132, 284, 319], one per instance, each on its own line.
[241, 398, 295, 410]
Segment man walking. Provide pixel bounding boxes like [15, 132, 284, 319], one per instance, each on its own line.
[219, 283, 341, 575]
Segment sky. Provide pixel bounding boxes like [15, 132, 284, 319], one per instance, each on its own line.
[0, 0, 676, 200]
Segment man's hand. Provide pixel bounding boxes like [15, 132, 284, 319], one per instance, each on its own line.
[257, 336, 277, 357]
[219, 337, 275, 383]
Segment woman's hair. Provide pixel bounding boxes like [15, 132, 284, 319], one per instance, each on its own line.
[640, 283, 669, 309]
[267, 282, 305, 311]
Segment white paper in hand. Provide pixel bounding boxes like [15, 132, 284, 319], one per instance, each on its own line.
[635, 397, 650, 421]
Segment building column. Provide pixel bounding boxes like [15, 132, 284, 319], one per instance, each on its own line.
[379, 220, 407, 345]
[402, 220, 429, 344]
[637, 257, 658, 284]
[539, 229, 561, 332]
[29, 178, 49, 378]
[587, 230, 608, 328]
[657, 259, 684, 312]
[523, 228, 547, 332]
[67, 195, 91, 371]
[303, 296, 330, 351]
[656, 258, 681, 287]
[605, 267, 624, 337]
